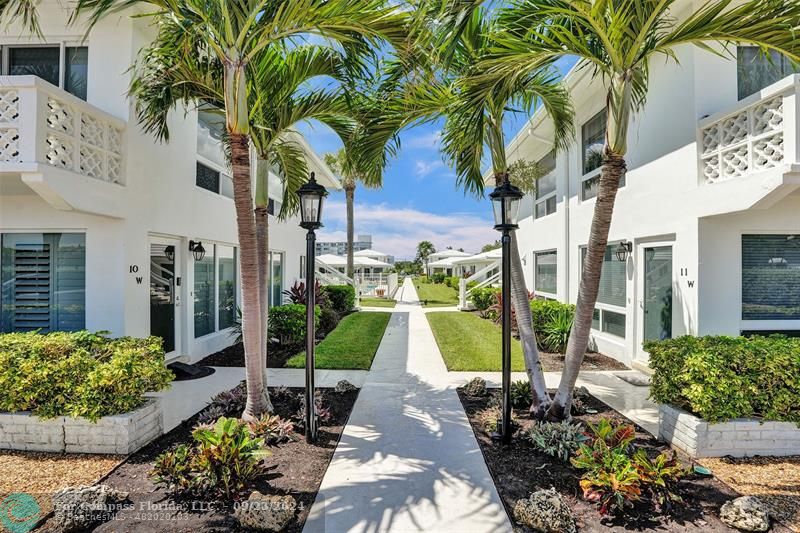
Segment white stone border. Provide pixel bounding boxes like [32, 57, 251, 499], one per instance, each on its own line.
[659, 404, 800, 458]
[0, 399, 162, 455]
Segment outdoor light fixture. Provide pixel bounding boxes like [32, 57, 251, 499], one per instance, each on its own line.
[296, 172, 328, 444]
[615, 241, 632, 262]
[298, 172, 327, 230]
[164, 245, 175, 262]
[489, 181, 523, 230]
[189, 240, 206, 262]
[489, 179, 523, 445]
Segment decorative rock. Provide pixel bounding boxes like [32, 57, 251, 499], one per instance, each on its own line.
[720, 496, 770, 532]
[464, 377, 487, 397]
[334, 380, 358, 393]
[513, 488, 576, 533]
[235, 491, 297, 531]
[52, 484, 129, 532]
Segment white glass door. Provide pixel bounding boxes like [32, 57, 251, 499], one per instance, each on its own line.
[150, 237, 182, 357]
[636, 243, 673, 362]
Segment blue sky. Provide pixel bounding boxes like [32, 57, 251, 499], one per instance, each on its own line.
[298, 57, 577, 260]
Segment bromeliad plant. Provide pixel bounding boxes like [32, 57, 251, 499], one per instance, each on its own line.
[523, 420, 588, 462]
[571, 419, 685, 515]
[283, 280, 327, 307]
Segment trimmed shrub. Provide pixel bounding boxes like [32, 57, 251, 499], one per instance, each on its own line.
[268, 304, 320, 346]
[530, 299, 575, 351]
[0, 331, 173, 421]
[444, 276, 460, 289]
[322, 284, 355, 315]
[646, 334, 800, 424]
[319, 306, 340, 336]
[431, 273, 446, 284]
[469, 287, 500, 315]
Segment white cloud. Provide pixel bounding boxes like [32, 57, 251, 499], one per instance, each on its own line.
[405, 130, 441, 150]
[317, 200, 496, 259]
[414, 159, 444, 178]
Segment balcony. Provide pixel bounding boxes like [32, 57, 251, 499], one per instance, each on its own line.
[0, 76, 126, 217]
[698, 75, 799, 185]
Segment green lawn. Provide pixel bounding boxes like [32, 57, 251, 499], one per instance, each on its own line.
[414, 281, 459, 307]
[360, 297, 397, 308]
[286, 311, 391, 370]
[426, 311, 525, 371]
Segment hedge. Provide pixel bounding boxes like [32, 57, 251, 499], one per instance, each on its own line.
[268, 304, 320, 346]
[469, 287, 500, 312]
[530, 299, 575, 338]
[0, 331, 173, 421]
[322, 285, 355, 315]
[646, 335, 800, 424]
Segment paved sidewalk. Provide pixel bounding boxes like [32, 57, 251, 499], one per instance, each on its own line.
[305, 278, 511, 532]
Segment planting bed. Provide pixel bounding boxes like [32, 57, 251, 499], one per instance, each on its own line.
[457, 388, 773, 532]
[37, 386, 357, 532]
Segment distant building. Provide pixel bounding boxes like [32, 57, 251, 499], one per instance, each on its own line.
[317, 235, 384, 258]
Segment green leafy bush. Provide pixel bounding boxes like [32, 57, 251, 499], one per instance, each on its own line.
[152, 417, 269, 498]
[247, 413, 294, 445]
[444, 276, 460, 289]
[469, 287, 500, 316]
[540, 307, 574, 353]
[571, 419, 685, 515]
[530, 299, 575, 351]
[318, 306, 340, 336]
[646, 335, 800, 424]
[268, 304, 320, 346]
[510, 379, 531, 409]
[322, 285, 355, 314]
[523, 421, 588, 461]
[431, 273, 446, 284]
[0, 331, 173, 421]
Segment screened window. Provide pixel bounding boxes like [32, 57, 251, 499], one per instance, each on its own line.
[582, 111, 606, 175]
[738, 47, 800, 100]
[196, 108, 234, 199]
[581, 244, 627, 338]
[193, 247, 215, 337]
[4, 46, 88, 100]
[534, 151, 557, 219]
[534, 251, 557, 295]
[218, 246, 236, 330]
[742, 234, 800, 320]
[1, 233, 85, 333]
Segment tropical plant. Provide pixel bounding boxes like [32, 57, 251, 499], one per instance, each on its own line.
[489, 291, 533, 335]
[510, 379, 532, 409]
[523, 420, 588, 462]
[469, 286, 500, 316]
[415, 241, 436, 270]
[322, 285, 356, 314]
[268, 304, 320, 347]
[468, 0, 800, 420]
[283, 280, 327, 306]
[540, 306, 574, 353]
[247, 413, 295, 445]
[72, 0, 409, 421]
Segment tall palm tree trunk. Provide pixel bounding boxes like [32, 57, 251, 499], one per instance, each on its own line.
[230, 133, 268, 421]
[509, 231, 551, 416]
[345, 182, 355, 280]
[254, 160, 274, 413]
[547, 154, 625, 420]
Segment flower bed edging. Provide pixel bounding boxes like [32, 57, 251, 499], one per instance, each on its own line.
[659, 403, 800, 458]
[0, 399, 162, 454]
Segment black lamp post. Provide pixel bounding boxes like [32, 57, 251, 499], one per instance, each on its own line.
[489, 179, 523, 444]
[296, 172, 327, 444]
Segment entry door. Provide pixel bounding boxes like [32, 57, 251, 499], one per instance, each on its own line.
[637, 244, 673, 361]
[150, 239, 181, 356]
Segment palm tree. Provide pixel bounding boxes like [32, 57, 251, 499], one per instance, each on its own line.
[471, 0, 800, 420]
[415, 240, 436, 273]
[75, 0, 409, 420]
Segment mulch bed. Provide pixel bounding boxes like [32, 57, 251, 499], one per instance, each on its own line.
[457, 388, 771, 532]
[538, 350, 628, 372]
[38, 386, 357, 532]
[198, 342, 296, 368]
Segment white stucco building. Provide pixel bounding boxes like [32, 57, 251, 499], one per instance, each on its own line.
[0, 3, 339, 363]
[509, 14, 800, 369]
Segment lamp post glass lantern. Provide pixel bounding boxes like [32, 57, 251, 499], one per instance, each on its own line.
[296, 172, 328, 444]
[489, 180, 522, 444]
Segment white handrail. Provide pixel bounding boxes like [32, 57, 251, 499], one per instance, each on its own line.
[458, 259, 501, 310]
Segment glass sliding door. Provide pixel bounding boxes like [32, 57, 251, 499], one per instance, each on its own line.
[218, 245, 236, 330]
[150, 241, 179, 353]
[193, 246, 215, 338]
[642, 246, 673, 342]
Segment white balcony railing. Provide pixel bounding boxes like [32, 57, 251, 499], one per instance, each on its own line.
[698, 75, 799, 185]
[0, 76, 125, 184]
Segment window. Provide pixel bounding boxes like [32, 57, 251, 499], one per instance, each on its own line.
[196, 108, 234, 198]
[194, 244, 238, 338]
[582, 111, 606, 175]
[217, 246, 237, 330]
[738, 47, 800, 100]
[268, 251, 283, 307]
[3, 45, 89, 100]
[581, 244, 627, 338]
[742, 234, 800, 320]
[534, 251, 557, 295]
[534, 151, 557, 219]
[1, 233, 85, 333]
[196, 162, 220, 195]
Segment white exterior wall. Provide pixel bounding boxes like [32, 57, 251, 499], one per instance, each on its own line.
[0, 3, 335, 363]
[511, 20, 800, 367]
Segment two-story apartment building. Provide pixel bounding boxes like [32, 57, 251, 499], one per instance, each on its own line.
[0, 3, 339, 363]
[509, 5, 800, 369]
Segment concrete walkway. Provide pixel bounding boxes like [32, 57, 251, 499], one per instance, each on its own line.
[305, 278, 511, 533]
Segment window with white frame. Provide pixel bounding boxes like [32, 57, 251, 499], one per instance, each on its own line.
[534, 251, 557, 296]
[737, 47, 800, 100]
[580, 110, 626, 201]
[581, 244, 626, 338]
[268, 251, 283, 307]
[0, 233, 86, 333]
[196, 107, 234, 199]
[194, 244, 238, 338]
[742, 234, 800, 320]
[534, 151, 557, 219]
[2, 45, 88, 100]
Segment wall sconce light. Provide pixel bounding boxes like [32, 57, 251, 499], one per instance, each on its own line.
[189, 240, 206, 262]
[615, 241, 632, 262]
